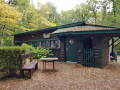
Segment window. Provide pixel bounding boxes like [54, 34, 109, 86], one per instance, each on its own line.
[39, 39, 60, 48]
[43, 33, 50, 38]
[41, 41, 46, 47]
[51, 40, 60, 48]
[46, 41, 51, 48]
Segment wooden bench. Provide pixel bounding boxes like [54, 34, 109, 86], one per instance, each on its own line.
[20, 53, 38, 78]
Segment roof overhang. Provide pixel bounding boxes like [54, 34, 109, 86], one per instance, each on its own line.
[13, 21, 85, 36]
[51, 24, 120, 36]
[51, 30, 120, 36]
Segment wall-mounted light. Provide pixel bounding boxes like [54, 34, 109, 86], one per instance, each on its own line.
[69, 39, 74, 45]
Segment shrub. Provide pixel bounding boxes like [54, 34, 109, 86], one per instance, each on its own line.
[21, 43, 54, 59]
[21, 43, 35, 54]
[0, 46, 25, 77]
[33, 48, 54, 59]
[3, 37, 14, 46]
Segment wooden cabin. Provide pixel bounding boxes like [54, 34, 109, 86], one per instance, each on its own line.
[14, 21, 120, 68]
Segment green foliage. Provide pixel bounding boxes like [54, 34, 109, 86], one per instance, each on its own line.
[0, 2, 57, 46]
[0, 46, 25, 77]
[0, 3, 22, 46]
[21, 43, 53, 59]
[32, 48, 54, 59]
[21, 43, 35, 54]
[3, 37, 14, 46]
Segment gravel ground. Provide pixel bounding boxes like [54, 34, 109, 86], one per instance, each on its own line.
[0, 61, 120, 90]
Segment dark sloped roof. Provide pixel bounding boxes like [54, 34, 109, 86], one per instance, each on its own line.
[51, 24, 120, 35]
[14, 21, 85, 36]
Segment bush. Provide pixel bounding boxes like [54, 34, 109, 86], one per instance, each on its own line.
[33, 48, 54, 59]
[0, 46, 25, 77]
[21, 43, 35, 54]
[3, 37, 14, 46]
[21, 43, 54, 59]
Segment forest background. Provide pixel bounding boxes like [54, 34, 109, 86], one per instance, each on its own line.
[0, 0, 120, 47]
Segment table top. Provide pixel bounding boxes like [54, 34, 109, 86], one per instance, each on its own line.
[40, 57, 58, 61]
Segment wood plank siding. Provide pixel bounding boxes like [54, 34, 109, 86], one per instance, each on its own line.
[77, 37, 83, 64]
[92, 36, 101, 67]
[59, 37, 66, 62]
[58, 35, 109, 67]
[102, 37, 109, 67]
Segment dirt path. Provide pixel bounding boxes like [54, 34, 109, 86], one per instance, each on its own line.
[0, 61, 120, 90]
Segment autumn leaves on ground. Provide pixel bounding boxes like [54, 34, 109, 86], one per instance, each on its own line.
[0, 61, 120, 90]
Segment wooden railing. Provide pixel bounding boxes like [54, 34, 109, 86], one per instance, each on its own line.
[82, 49, 94, 67]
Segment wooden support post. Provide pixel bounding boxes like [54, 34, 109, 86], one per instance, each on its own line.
[28, 70, 32, 79]
[53, 60, 55, 70]
[114, 41, 120, 48]
[45, 61, 46, 70]
[112, 38, 114, 55]
[109, 37, 120, 47]
[35, 63, 38, 69]
[20, 70, 24, 78]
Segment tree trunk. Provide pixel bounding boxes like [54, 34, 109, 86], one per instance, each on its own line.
[113, 0, 116, 25]
[93, 11, 97, 24]
[2, 25, 5, 39]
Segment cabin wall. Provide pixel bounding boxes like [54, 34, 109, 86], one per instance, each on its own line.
[77, 35, 103, 67]
[14, 30, 58, 42]
[58, 35, 109, 67]
[102, 37, 109, 67]
[77, 37, 83, 64]
[14, 32, 43, 41]
[75, 35, 105, 67]
[14, 30, 58, 48]
[92, 36, 102, 67]
[59, 36, 66, 61]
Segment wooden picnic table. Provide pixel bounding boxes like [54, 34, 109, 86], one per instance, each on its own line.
[40, 57, 58, 70]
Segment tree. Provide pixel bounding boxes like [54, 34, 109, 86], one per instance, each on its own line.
[74, 3, 91, 23]
[110, 0, 120, 26]
[0, 0, 4, 4]
[60, 10, 75, 24]
[46, 2, 60, 24]
[87, 0, 100, 24]
[0, 3, 22, 46]
[100, 0, 110, 25]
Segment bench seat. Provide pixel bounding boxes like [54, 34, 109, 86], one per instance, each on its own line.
[23, 60, 38, 70]
[22, 60, 38, 78]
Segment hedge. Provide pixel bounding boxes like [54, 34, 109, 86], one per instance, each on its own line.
[0, 46, 25, 78]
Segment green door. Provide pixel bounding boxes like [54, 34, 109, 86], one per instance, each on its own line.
[66, 36, 77, 62]
[82, 38, 94, 67]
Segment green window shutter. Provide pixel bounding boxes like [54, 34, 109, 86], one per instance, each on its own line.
[46, 41, 51, 48]
[41, 41, 46, 46]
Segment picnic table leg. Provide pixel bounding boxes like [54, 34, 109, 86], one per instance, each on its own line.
[43, 61, 46, 70]
[43, 61, 45, 70]
[43, 61, 44, 69]
[53, 60, 54, 70]
[45, 60, 46, 70]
